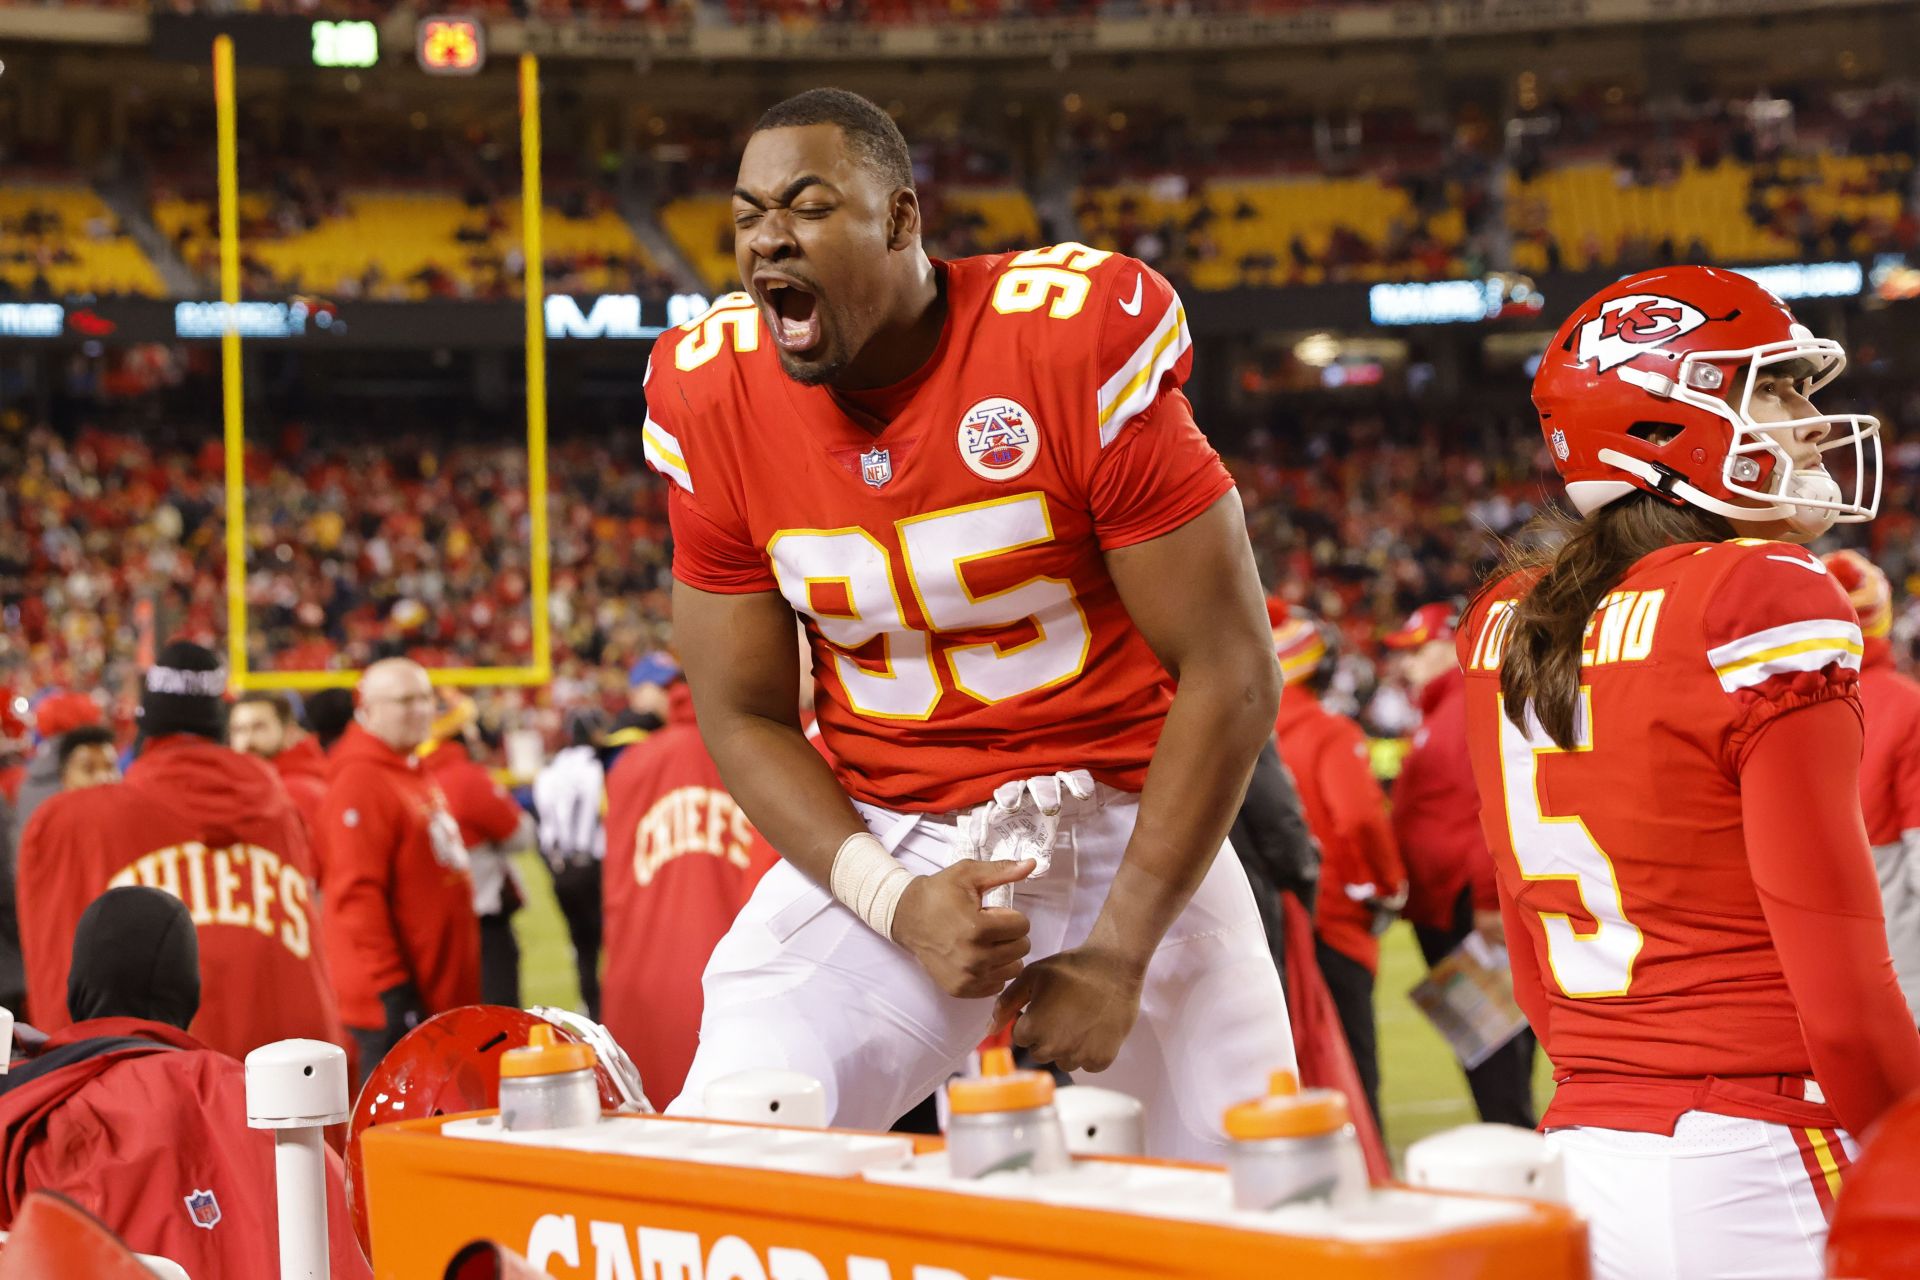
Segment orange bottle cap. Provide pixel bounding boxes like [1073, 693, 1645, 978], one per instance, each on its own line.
[946, 1047, 1055, 1115]
[498, 1024, 597, 1079]
[1222, 1069, 1348, 1141]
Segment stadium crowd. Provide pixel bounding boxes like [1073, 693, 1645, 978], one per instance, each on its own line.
[6, 367, 1920, 747]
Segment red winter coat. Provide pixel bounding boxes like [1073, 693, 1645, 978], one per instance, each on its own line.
[421, 742, 522, 849]
[602, 684, 780, 1108]
[1275, 691, 1405, 973]
[17, 737, 350, 1064]
[274, 736, 332, 864]
[320, 725, 479, 1030]
[1858, 636, 1920, 847]
[1391, 666, 1498, 931]
[0, 1018, 370, 1279]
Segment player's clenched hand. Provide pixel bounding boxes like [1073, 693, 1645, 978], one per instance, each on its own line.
[891, 859, 1035, 999]
[992, 945, 1147, 1074]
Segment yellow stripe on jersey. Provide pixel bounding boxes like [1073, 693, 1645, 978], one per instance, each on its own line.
[1714, 634, 1864, 679]
[642, 415, 693, 493]
[1096, 296, 1191, 447]
[1805, 1128, 1844, 1202]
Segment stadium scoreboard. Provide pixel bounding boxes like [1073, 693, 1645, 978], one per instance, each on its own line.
[418, 16, 487, 76]
[151, 14, 378, 70]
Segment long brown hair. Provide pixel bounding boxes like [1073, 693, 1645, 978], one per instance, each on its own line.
[1496, 492, 1732, 748]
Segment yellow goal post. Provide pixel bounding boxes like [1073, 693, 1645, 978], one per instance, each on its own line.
[216, 38, 553, 692]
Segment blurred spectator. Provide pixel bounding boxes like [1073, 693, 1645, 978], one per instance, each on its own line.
[532, 708, 610, 1020]
[229, 692, 330, 842]
[420, 701, 531, 1007]
[304, 689, 359, 754]
[54, 727, 119, 791]
[0, 886, 369, 1280]
[13, 694, 104, 833]
[600, 669, 777, 1109]
[1385, 602, 1536, 1128]
[1824, 550, 1920, 1021]
[17, 641, 351, 1066]
[1271, 607, 1403, 1127]
[320, 658, 478, 1070]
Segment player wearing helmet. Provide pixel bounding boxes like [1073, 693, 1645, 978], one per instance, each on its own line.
[645, 88, 1291, 1159]
[1456, 267, 1920, 1280]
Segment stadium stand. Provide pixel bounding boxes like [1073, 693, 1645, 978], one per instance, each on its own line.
[0, 184, 165, 299]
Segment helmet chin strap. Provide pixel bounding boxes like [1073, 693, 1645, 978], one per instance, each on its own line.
[1594, 448, 1792, 522]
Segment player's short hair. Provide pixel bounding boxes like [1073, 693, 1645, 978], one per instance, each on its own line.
[57, 724, 117, 771]
[232, 690, 294, 726]
[752, 88, 914, 193]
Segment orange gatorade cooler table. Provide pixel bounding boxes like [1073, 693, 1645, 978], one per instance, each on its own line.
[361, 1111, 1588, 1279]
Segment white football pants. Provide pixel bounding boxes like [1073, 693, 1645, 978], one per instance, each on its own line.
[667, 780, 1296, 1162]
[1549, 1111, 1857, 1280]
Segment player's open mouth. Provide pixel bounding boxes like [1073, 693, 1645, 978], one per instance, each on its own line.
[758, 278, 823, 354]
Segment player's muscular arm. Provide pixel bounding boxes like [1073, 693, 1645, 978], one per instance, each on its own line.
[673, 581, 861, 880]
[997, 491, 1281, 1069]
[1741, 697, 1920, 1138]
[674, 581, 1032, 999]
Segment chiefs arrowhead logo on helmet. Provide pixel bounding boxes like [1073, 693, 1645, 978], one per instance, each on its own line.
[1575, 294, 1709, 372]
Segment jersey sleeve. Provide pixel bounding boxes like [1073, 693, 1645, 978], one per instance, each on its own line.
[1701, 543, 1865, 772]
[1077, 257, 1229, 547]
[1088, 389, 1234, 550]
[1091, 259, 1194, 452]
[643, 337, 778, 594]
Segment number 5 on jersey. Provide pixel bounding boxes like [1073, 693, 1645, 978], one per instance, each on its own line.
[768, 493, 1091, 721]
[1496, 692, 1645, 998]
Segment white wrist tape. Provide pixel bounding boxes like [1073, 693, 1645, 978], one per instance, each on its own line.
[829, 830, 915, 940]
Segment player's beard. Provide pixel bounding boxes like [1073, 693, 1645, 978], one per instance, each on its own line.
[777, 344, 850, 387]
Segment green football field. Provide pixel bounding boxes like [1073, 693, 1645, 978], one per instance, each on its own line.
[511, 852, 1552, 1168]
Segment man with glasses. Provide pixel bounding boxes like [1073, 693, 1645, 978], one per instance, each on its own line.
[320, 658, 480, 1070]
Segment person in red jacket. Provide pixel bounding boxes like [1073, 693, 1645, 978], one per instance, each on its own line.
[601, 675, 781, 1109]
[229, 692, 330, 849]
[0, 887, 369, 1279]
[1824, 549, 1920, 1021]
[17, 642, 350, 1064]
[1271, 607, 1404, 1127]
[421, 702, 529, 1007]
[1387, 601, 1537, 1128]
[320, 658, 479, 1071]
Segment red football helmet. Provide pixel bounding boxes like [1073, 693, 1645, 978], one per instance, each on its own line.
[1827, 1091, 1920, 1280]
[344, 1005, 650, 1260]
[1532, 266, 1880, 526]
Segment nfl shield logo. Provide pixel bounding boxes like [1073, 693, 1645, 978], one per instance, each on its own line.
[860, 447, 892, 488]
[184, 1189, 221, 1230]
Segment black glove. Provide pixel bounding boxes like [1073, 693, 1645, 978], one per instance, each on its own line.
[378, 980, 427, 1058]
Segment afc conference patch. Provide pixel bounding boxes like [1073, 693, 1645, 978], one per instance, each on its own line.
[957, 396, 1039, 481]
[860, 446, 893, 488]
[184, 1188, 221, 1230]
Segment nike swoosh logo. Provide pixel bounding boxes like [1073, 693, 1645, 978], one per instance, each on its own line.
[1118, 272, 1144, 316]
[1767, 554, 1828, 575]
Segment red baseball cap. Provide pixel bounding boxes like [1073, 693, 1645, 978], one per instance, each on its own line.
[34, 691, 103, 739]
[1382, 603, 1459, 651]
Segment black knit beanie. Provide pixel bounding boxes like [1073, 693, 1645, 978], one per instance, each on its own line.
[138, 640, 228, 743]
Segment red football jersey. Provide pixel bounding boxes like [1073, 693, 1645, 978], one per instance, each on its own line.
[600, 685, 780, 1108]
[645, 247, 1231, 812]
[1459, 539, 1866, 1114]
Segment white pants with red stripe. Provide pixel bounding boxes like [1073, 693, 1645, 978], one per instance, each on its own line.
[1548, 1111, 1856, 1280]
[666, 781, 1295, 1161]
